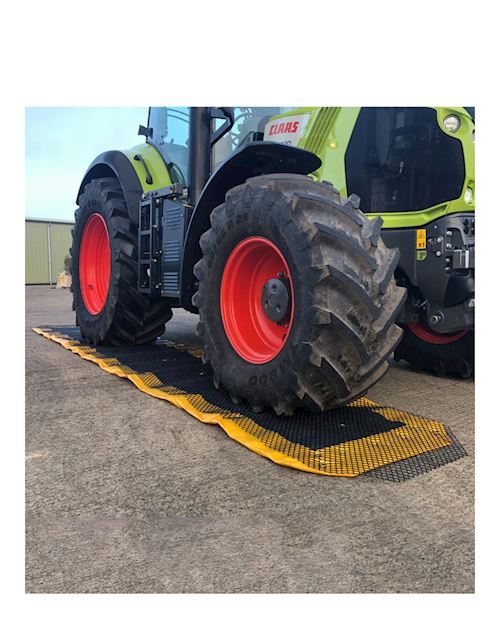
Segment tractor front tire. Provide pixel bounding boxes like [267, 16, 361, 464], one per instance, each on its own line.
[71, 177, 173, 346]
[193, 174, 407, 415]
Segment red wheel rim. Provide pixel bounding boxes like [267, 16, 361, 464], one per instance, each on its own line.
[408, 321, 468, 345]
[79, 213, 111, 315]
[220, 237, 294, 364]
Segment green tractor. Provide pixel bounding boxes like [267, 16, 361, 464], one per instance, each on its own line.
[71, 107, 474, 415]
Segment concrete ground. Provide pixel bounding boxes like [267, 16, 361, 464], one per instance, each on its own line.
[25, 286, 474, 593]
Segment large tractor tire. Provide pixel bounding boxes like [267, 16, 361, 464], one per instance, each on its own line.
[71, 177, 173, 346]
[193, 174, 407, 415]
[394, 323, 474, 378]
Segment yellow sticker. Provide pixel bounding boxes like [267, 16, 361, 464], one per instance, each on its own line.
[416, 229, 426, 249]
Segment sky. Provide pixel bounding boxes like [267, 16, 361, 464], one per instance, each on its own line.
[25, 107, 148, 220]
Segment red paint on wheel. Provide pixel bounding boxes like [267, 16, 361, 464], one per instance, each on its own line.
[220, 237, 294, 364]
[408, 321, 468, 345]
[79, 213, 111, 315]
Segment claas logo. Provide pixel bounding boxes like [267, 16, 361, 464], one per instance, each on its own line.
[268, 120, 300, 135]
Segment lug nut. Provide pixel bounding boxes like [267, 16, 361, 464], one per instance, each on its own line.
[446, 243, 453, 249]
[436, 251, 442, 257]
[430, 314, 442, 325]
[467, 299, 475, 309]
[436, 236, 443, 243]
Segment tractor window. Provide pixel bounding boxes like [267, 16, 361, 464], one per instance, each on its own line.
[148, 107, 190, 186]
[212, 107, 291, 167]
[345, 107, 465, 213]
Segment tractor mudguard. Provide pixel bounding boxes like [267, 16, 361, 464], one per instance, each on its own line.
[76, 145, 172, 224]
[180, 141, 322, 309]
[77, 151, 143, 224]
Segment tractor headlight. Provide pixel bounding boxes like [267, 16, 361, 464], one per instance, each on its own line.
[443, 114, 461, 133]
[464, 187, 473, 204]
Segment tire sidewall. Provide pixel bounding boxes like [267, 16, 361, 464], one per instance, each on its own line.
[200, 188, 318, 405]
[72, 182, 118, 341]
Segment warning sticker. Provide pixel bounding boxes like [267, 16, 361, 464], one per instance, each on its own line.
[416, 229, 427, 250]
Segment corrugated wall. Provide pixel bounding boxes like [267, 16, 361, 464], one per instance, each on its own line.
[25, 220, 73, 284]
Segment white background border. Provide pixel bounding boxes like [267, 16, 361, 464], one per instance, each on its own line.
[2, 0, 495, 621]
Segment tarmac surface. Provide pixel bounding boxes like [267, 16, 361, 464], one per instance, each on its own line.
[25, 286, 474, 593]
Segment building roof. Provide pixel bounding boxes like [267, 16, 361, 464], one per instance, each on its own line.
[26, 217, 75, 225]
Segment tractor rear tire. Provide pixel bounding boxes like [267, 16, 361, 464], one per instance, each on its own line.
[394, 324, 474, 378]
[71, 177, 173, 346]
[193, 174, 407, 415]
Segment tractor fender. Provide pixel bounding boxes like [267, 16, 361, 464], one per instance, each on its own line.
[77, 150, 143, 224]
[180, 141, 322, 309]
[76, 145, 172, 223]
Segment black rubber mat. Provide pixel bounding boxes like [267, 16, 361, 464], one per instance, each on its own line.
[365, 427, 467, 482]
[34, 325, 467, 479]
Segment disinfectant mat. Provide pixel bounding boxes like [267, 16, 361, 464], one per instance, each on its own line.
[33, 326, 467, 480]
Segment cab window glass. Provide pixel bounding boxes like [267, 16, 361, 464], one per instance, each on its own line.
[148, 107, 189, 184]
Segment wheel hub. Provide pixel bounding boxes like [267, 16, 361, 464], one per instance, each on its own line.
[261, 276, 291, 324]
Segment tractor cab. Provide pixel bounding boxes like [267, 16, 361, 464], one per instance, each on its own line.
[143, 107, 298, 201]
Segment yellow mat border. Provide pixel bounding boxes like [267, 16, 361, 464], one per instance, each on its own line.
[33, 327, 453, 477]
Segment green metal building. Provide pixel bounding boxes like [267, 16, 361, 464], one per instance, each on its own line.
[25, 218, 74, 285]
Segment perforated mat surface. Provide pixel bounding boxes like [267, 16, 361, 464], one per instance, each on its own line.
[33, 326, 466, 479]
